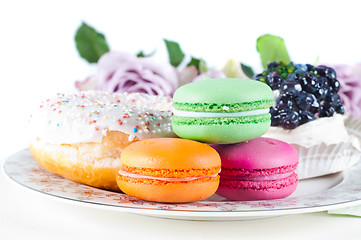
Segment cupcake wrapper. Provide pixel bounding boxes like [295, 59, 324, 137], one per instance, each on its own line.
[295, 142, 361, 179]
[345, 115, 361, 142]
[296, 115, 361, 179]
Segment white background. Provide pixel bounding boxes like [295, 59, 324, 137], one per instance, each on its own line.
[1, 1, 361, 239]
[1, 0, 361, 154]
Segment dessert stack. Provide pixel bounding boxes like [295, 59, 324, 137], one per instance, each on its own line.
[257, 62, 361, 179]
[170, 77, 299, 201]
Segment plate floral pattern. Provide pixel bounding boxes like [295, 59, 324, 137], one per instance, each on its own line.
[3, 149, 361, 220]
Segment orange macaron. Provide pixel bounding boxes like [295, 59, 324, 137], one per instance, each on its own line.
[116, 138, 221, 203]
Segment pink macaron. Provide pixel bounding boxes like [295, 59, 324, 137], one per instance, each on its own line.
[213, 137, 298, 201]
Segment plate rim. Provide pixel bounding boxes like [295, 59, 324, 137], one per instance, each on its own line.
[3, 148, 361, 219]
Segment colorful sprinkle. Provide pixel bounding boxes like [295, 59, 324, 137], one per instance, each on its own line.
[32, 91, 175, 142]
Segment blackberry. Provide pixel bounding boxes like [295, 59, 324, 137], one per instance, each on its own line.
[296, 91, 319, 111]
[276, 95, 295, 110]
[313, 65, 328, 77]
[314, 76, 329, 100]
[254, 61, 345, 130]
[298, 110, 315, 125]
[268, 62, 280, 69]
[270, 107, 282, 126]
[325, 91, 341, 104]
[300, 72, 318, 93]
[329, 78, 340, 92]
[306, 64, 314, 71]
[286, 73, 297, 81]
[327, 67, 337, 79]
[319, 102, 335, 117]
[280, 80, 302, 97]
[266, 72, 283, 90]
[314, 65, 337, 79]
[336, 104, 345, 114]
[270, 107, 291, 127]
[294, 64, 308, 75]
[280, 111, 299, 129]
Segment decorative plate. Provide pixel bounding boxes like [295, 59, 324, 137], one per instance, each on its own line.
[3, 149, 361, 221]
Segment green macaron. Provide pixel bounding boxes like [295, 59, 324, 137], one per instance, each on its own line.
[171, 78, 274, 144]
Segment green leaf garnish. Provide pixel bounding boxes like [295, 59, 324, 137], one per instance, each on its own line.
[136, 49, 156, 58]
[256, 34, 291, 69]
[241, 63, 255, 79]
[164, 39, 185, 67]
[75, 22, 110, 63]
[136, 51, 145, 58]
[187, 57, 201, 68]
[187, 57, 201, 71]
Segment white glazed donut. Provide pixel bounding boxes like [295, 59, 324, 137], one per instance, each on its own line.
[28, 91, 175, 191]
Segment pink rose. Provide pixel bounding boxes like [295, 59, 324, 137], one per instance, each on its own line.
[75, 76, 97, 91]
[75, 51, 228, 96]
[76, 51, 178, 97]
[177, 66, 227, 86]
[193, 69, 227, 82]
[177, 65, 198, 87]
[328, 63, 361, 119]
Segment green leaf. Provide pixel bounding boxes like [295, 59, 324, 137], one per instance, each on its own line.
[241, 63, 255, 79]
[136, 51, 145, 58]
[136, 49, 156, 58]
[75, 22, 110, 63]
[256, 34, 290, 69]
[187, 56, 201, 72]
[164, 39, 185, 67]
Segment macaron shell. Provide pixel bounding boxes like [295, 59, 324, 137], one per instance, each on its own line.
[213, 137, 299, 201]
[172, 78, 273, 144]
[117, 138, 221, 203]
[173, 78, 273, 104]
[216, 173, 298, 201]
[212, 137, 299, 169]
[121, 138, 221, 170]
[172, 118, 271, 144]
[116, 174, 219, 203]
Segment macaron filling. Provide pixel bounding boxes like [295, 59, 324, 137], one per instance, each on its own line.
[173, 108, 270, 118]
[172, 99, 273, 127]
[219, 164, 298, 188]
[221, 172, 294, 181]
[220, 164, 298, 177]
[219, 172, 298, 190]
[122, 165, 221, 178]
[219, 164, 298, 191]
[118, 168, 219, 183]
[172, 114, 270, 126]
[173, 100, 273, 113]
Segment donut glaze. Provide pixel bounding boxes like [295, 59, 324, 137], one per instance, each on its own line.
[28, 91, 176, 144]
[28, 91, 176, 191]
